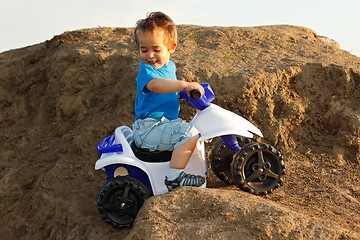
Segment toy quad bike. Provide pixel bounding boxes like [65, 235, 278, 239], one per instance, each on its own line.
[95, 82, 285, 228]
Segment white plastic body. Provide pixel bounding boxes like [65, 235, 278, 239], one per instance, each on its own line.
[95, 126, 207, 195]
[95, 103, 262, 195]
[191, 103, 263, 141]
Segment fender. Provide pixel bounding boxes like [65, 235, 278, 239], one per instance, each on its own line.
[95, 153, 171, 195]
[191, 103, 263, 142]
[95, 154, 145, 170]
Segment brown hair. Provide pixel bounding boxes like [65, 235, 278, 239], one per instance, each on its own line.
[134, 12, 177, 49]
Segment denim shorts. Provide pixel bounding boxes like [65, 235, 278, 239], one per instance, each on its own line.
[132, 117, 199, 152]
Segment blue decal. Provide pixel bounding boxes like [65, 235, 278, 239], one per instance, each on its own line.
[104, 164, 153, 195]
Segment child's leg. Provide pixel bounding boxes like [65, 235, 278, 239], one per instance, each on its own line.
[166, 134, 205, 191]
[169, 135, 199, 169]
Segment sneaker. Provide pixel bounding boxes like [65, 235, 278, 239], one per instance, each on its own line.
[165, 171, 205, 191]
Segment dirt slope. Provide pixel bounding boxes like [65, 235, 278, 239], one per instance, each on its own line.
[0, 25, 359, 240]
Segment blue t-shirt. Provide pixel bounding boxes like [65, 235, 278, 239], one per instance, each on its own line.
[134, 60, 180, 120]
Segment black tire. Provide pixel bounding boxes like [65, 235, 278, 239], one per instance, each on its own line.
[231, 142, 285, 195]
[210, 136, 253, 185]
[97, 176, 149, 228]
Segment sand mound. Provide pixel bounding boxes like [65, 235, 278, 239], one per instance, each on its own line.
[127, 187, 358, 240]
[0, 25, 359, 239]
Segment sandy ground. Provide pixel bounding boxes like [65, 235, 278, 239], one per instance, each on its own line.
[0, 25, 359, 240]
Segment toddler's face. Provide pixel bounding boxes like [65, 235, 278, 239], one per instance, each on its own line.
[137, 30, 174, 69]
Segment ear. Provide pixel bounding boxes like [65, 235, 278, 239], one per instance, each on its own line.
[169, 42, 177, 53]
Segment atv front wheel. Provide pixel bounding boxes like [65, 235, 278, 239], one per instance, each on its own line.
[210, 136, 253, 185]
[231, 142, 285, 195]
[97, 176, 149, 228]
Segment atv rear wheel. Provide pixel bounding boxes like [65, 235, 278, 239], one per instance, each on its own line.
[210, 136, 253, 185]
[97, 176, 149, 228]
[231, 142, 285, 195]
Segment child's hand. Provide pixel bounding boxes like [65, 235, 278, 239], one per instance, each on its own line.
[184, 82, 204, 98]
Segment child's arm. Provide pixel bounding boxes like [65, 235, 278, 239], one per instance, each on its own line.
[146, 78, 204, 96]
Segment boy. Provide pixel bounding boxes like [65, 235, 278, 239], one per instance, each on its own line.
[132, 12, 205, 191]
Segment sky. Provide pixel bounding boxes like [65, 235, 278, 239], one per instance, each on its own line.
[1, 0, 359, 56]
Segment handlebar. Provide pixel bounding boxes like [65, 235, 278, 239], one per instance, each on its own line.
[189, 90, 201, 99]
[179, 82, 215, 110]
